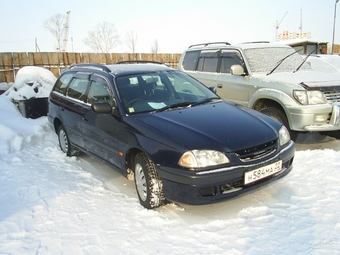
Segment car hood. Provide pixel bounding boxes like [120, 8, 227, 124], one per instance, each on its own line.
[256, 70, 340, 88]
[134, 101, 280, 152]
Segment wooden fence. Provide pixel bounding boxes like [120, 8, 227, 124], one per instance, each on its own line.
[0, 52, 182, 83]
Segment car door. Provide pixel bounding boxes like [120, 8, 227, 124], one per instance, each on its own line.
[60, 73, 90, 148]
[81, 74, 121, 168]
[215, 50, 251, 106]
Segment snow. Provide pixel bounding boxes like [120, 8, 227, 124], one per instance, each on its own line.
[3, 66, 56, 100]
[1, 67, 340, 254]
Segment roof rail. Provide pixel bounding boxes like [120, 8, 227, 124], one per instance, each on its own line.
[116, 60, 166, 65]
[241, 41, 270, 44]
[189, 42, 230, 48]
[68, 63, 111, 73]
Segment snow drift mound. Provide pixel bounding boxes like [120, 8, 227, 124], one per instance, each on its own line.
[4, 66, 56, 100]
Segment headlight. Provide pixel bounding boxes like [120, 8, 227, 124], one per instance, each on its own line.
[178, 150, 230, 169]
[279, 125, 290, 146]
[293, 90, 327, 105]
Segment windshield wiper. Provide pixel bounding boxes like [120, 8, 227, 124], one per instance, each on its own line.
[294, 49, 316, 72]
[191, 97, 221, 106]
[266, 50, 300, 76]
[157, 101, 194, 112]
[156, 98, 221, 112]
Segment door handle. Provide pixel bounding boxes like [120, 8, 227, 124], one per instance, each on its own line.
[217, 84, 223, 88]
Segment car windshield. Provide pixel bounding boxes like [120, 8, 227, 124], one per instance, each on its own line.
[116, 70, 219, 114]
[244, 47, 312, 74]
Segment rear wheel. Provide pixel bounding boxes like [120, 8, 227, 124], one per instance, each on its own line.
[134, 152, 165, 209]
[259, 107, 298, 141]
[57, 125, 79, 157]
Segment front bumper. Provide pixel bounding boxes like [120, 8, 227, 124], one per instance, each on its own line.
[288, 103, 340, 131]
[157, 140, 295, 205]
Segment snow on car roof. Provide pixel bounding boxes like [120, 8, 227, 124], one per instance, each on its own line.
[107, 63, 173, 76]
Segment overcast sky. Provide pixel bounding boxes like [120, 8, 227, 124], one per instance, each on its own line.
[0, 0, 338, 53]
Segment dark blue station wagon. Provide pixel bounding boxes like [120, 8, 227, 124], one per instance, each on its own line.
[48, 62, 295, 209]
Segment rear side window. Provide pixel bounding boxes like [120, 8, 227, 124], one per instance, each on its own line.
[197, 57, 218, 72]
[66, 77, 90, 102]
[53, 73, 74, 94]
[197, 50, 219, 72]
[182, 51, 200, 71]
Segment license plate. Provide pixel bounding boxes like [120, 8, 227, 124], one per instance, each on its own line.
[244, 160, 282, 185]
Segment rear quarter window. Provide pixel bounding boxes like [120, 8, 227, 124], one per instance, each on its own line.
[182, 51, 200, 71]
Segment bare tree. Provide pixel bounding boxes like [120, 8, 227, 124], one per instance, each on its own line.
[126, 30, 138, 53]
[83, 21, 120, 53]
[43, 13, 66, 51]
[151, 39, 160, 54]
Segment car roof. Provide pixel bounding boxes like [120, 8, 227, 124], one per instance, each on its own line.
[64, 63, 173, 77]
[186, 41, 291, 51]
[107, 63, 173, 76]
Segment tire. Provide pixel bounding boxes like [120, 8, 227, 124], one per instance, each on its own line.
[259, 107, 298, 141]
[57, 125, 80, 157]
[134, 152, 165, 209]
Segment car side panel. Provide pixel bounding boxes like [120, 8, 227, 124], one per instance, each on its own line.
[52, 93, 84, 148]
[215, 74, 252, 106]
[187, 71, 217, 88]
[81, 105, 121, 169]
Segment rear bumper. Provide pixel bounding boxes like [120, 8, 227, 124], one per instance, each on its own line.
[157, 140, 295, 205]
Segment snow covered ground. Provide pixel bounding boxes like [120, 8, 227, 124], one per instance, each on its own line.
[1, 68, 340, 254]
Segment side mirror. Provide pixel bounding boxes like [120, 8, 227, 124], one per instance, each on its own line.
[91, 99, 117, 115]
[91, 102, 112, 113]
[230, 65, 245, 76]
[208, 86, 217, 93]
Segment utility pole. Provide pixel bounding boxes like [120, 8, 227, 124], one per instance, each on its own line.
[62, 11, 71, 52]
[299, 9, 303, 38]
[35, 38, 40, 52]
[332, 0, 339, 54]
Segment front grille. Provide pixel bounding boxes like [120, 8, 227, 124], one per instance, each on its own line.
[324, 90, 340, 103]
[235, 139, 277, 162]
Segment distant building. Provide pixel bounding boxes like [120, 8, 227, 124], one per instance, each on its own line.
[278, 39, 328, 54]
[278, 30, 311, 41]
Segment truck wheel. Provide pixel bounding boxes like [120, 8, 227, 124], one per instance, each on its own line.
[259, 107, 298, 141]
[57, 125, 80, 157]
[134, 152, 165, 209]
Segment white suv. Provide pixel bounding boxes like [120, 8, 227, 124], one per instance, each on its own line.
[178, 42, 340, 141]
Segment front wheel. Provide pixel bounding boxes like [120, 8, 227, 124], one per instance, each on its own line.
[259, 107, 298, 141]
[57, 124, 79, 157]
[134, 152, 165, 209]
